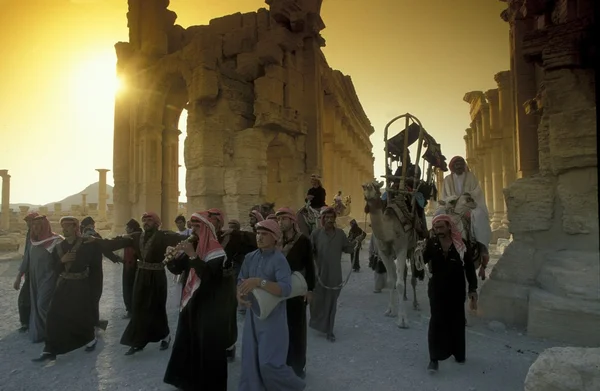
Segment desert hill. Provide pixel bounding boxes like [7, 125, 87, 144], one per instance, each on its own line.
[9, 182, 113, 211]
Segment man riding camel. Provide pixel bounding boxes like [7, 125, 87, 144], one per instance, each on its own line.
[305, 174, 326, 210]
[441, 156, 491, 278]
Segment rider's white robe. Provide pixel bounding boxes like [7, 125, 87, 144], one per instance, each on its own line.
[442, 172, 492, 247]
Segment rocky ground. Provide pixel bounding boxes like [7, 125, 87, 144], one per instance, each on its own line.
[0, 240, 559, 391]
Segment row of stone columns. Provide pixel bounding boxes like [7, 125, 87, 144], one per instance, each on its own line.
[321, 104, 375, 210]
[463, 71, 517, 239]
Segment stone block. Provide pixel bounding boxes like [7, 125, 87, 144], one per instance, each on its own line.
[186, 167, 224, 196]
[264, 64, 286, 82]
[527, 289, 600, 346]
[254, 100, 303, 134]
[525, 347, 600, 391]
[556, 167, 599, 234]
[222, 27, 257, 58]
[548, 108, 597, 174]
[488, 240, 538, 285]
[256, 40, 284, 66]
[536, 250, 600, 302]
[265, 25, 301, 51]
[236, 52, 262, 82]
[224, 168, 263, 195]
[188, 66, 219, 103]
[478, 279, 530, 329]
[241, 12, 257, 29]
[184, 129, 224, 168]
[543, 69, 596, 114]
[256, 8, 271, 37]
[504, 177, 555, 233]
[254, 76, 284, 105]
[209, 13, 243, 35]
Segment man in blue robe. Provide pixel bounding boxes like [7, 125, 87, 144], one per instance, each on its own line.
[237, 219, 306, 391]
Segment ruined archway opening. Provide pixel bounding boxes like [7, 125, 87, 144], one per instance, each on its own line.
[161, 75, 188, 226]
[266, 137, 298, 210]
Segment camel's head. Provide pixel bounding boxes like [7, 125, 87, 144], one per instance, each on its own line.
[455, 193, 477, 213]
[362, 180, 383, 200]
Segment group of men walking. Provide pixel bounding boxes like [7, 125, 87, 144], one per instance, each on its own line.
[12, 155, 488, 386]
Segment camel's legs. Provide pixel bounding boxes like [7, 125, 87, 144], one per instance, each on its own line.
[411, 274, 419, 310]
[382, 255, 398, 317]
[394, 254, 409, 329]
[402, 263, 408, 301]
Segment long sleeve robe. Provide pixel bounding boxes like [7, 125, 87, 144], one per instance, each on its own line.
[99, 230, 183, 348]
[309, 227, 354, 335]
[282, 234, 315, 375]
[219, 229, 257, 347]
[423, 237, 477, 362]
[17, 231, 32, 328]
[44, 240, 101, 355]
[442, 172, 491, 247]
[25, 243, 59, 342]
[238, 249, 306, 391]
[163, 250, 233, 391]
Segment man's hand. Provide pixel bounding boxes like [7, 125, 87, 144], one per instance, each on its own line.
[304, 291, 313, 304]
[13, 275, 22, 291]
[237, 292, 252, 308]
[478, 265, 486, 280]
[468, 291, 478, 311]
[238, 278, 260, 296]
[181, 241, 196, 258]
[61, 252, 76, 263]
[306, 195, 314, 201]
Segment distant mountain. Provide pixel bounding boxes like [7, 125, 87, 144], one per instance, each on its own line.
[9, 182, 113, 211]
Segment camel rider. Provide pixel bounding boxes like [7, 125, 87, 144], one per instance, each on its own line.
[388, 163, 428, 240]
[305, 174, 327, 210]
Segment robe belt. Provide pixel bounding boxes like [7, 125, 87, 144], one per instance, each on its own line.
[137, 261, 165, 271]
[59, 268, 90, 280]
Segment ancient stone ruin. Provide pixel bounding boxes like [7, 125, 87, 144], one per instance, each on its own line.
[476, 0, 598, 346]
[112, 0, 375, 232]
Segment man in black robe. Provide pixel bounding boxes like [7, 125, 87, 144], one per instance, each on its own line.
[121, 219, 142, 318]
[94, 212, 183, 355]
[32, 216, 101, 362]
[305, 174, 326, 209]
[80, 216, 121, 331]
[423, 214, 478, 372]
[205, 208, 257, 362]
[347, 219, 367, 272]
[14, 211, 38, 332]
[276, 207, 315, 379]
[163, 211, 232, 390]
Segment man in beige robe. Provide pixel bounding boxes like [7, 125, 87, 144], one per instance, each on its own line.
[441, 156, 491, 248]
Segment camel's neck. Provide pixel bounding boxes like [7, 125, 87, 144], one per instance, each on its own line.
[366, 198, 390, 241]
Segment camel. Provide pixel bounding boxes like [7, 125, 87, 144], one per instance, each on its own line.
[362, 180, 418, 328]
[297, 202, 321, 237]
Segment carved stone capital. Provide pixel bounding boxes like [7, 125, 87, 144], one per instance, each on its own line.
[494, 71, 512, 89]
[485, 89, 499, 105]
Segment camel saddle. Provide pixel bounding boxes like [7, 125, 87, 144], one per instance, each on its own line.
[385, 196, 418, 233]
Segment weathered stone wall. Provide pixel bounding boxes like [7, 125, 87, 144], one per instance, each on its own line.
[479, 0, 599, 347]
[113, 0, 374, 231]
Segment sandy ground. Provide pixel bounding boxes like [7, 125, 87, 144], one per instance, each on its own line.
[0, 241, 558, 391]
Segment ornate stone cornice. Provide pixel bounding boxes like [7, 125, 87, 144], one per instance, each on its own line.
[463, 91, 487, 121]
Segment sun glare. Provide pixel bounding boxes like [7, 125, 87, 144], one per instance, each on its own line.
[69, 54, 122, 103]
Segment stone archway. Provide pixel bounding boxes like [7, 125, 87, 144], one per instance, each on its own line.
[266, 136, 301, 210]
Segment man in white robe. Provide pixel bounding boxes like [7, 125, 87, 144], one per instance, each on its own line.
[441, 156, 491, 250]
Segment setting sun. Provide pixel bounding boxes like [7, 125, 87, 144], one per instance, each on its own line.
[69, 53, 122, 114]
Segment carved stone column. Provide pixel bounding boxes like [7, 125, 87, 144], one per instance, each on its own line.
[478, 108, 495, 220]
[503, 7, 539, 178]
[495, 70, 517, 227]
[485, 89, 504, 230]
[161, 128, 180, 230]
[138, 124, 164, 218]
[0, 170, 10, 231]
[322, 137, 335, 199]
[333, 144, 343, 199]
[80, 193, 88, 215]
[96, 169, 110, 219]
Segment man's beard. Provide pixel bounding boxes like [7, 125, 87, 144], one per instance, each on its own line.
[436, 232, 446, 238]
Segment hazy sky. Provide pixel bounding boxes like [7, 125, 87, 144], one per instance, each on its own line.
[0, 0, 509, 205]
